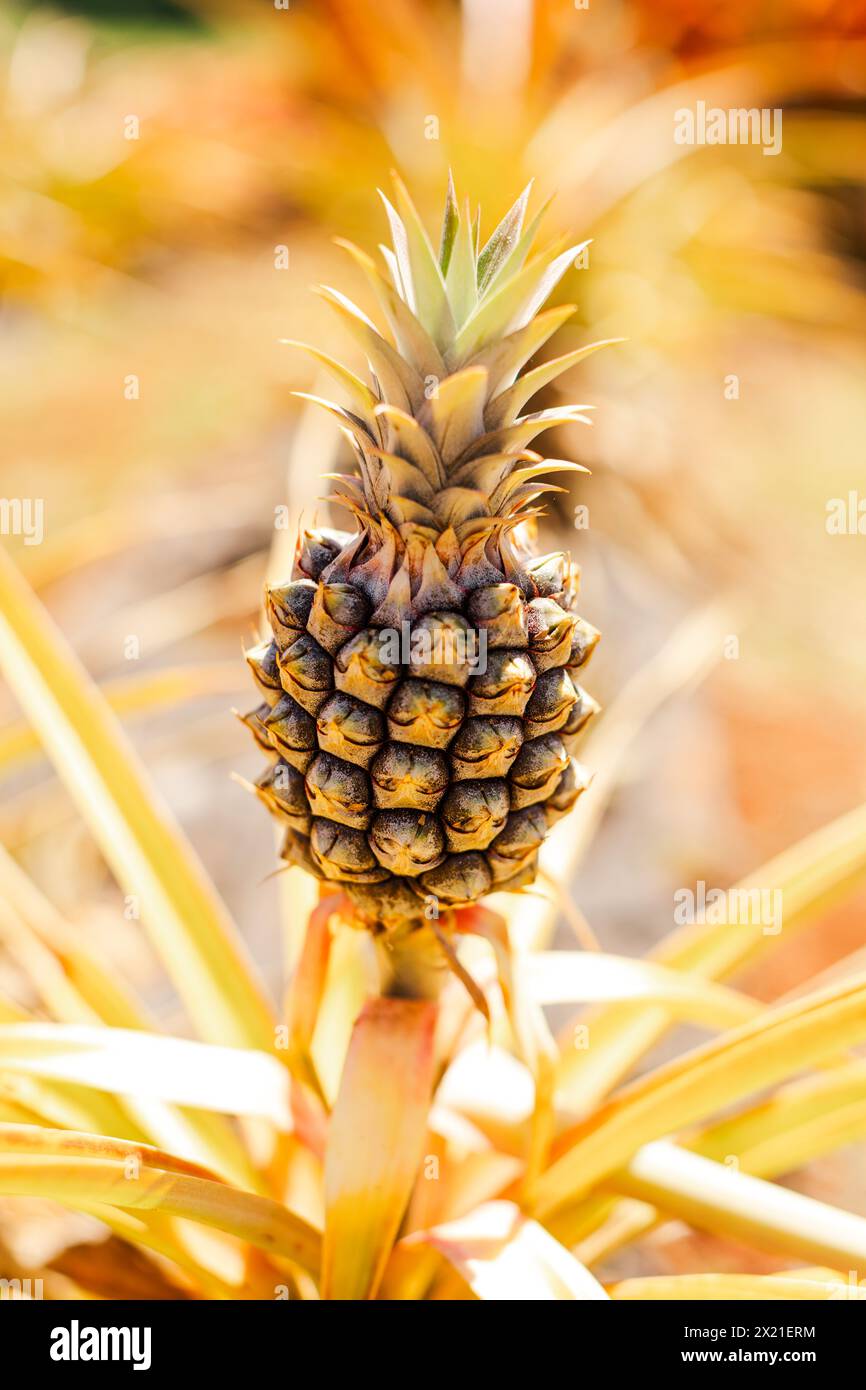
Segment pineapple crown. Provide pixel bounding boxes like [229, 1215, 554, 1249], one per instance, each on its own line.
[286, 175, 615, 624]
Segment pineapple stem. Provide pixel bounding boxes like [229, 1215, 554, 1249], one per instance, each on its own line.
[374, 927, 448, 1001]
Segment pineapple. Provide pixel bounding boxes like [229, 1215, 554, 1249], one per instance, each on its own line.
[243, 176, 607, 936]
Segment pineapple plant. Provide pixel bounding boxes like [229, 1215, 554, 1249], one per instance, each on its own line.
[243, 177, 610, 980]
[3, 356, 866, 1302]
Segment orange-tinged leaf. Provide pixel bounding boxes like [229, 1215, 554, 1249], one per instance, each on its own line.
[284, 895, 340, 1100]
[0, 1124, 321, 1277]
[322, 998, 437, 1300]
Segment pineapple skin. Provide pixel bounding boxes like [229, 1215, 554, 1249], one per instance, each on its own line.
[242, 178, 605, 931]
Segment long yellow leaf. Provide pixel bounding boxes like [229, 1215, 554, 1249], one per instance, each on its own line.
[694, 1059, 866, 1176]
[0, 1124, 320, 1277]
[0, 548, 275, 1051]
[528, 952, 756, 1028]
[0, 851, 264, 1189]
[0, 995, 150, 1142]
[561, 1062, 866, 1258]
[322, 998, 437, 1300]
[556, 799, 866, 1115]
[0, 1068, 148, 1143]
[615, 1142, 866, 1272]
[611, 1272, 866, 1301]
[537, 972, 866, 1218]
[0, 663, 244, 773]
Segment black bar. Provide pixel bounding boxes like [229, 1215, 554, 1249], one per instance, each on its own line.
[2, 1297, 860, 1374]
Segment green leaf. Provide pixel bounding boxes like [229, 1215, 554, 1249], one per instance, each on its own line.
[335, 237, 445, 379]
[477, 182, 533, 293]
[438, 171, 459, 276]
[486, 338, 625, 429]
[454, 241, 588, 362]
[445, 199, 479, 330]
[280, 339, 379, 421]
[389, 174, 456, 350]
[467, 304, 576, 395]
[314, 284, 422, 411]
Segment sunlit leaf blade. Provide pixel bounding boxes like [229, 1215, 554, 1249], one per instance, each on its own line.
[104, 1198, 287, 1298]
[0, 849, 265, 1190]
[378, 193, 415, 308]
[617, 1141, 866, 1271]
[467, 304, 576, 396]
[663, 799, 866, 978]
[444, 199, 478, 328]
[0, 548, 276, 1051]
[528, 952, 756, 1028]
[454, 241, 588, 361]
[694, 1059, 866, 1177]
[0, 1124, 321, 1277]
[611, 1272, 866, 1300]
[280, 339, 379, 420]
[480, 197, 553, 300]
[0, 1024, 292, 1126]
[390, 174, 457, 349]
[322, 998, 436, 1300]
[0, 662, 244, 774]
[420, 366, 488, 464]
[558, 1061, 866, 1259]
[437, 1040, 534, 1155]
[413, 1200, 608, 1300]
[556, 798, 866, 1115]
[0, 1062, 149, 1143]
[310, 928, 376, 1107]
[486, 338, 625, 429]
[335, 237, 445, 378]
[537, 972, 866, 1218]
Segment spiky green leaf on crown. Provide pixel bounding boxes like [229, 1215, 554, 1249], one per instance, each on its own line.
[245, 175, 611, 931]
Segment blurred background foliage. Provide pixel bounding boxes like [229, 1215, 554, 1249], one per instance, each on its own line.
[2, 0, 866, 1280]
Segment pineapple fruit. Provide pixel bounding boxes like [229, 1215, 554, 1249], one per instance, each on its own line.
[243, 177, 607, 933]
